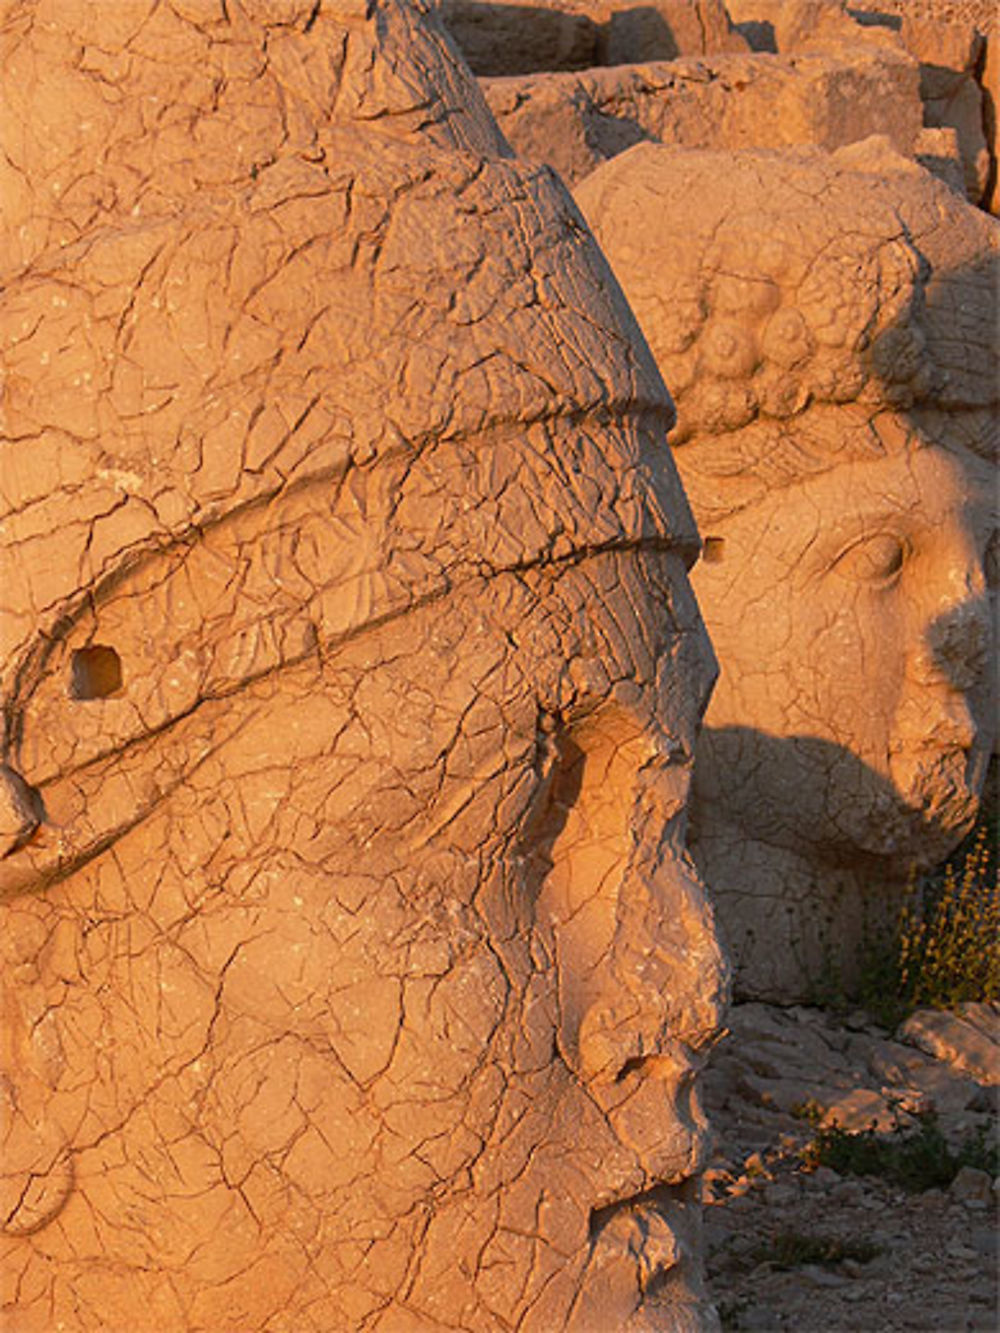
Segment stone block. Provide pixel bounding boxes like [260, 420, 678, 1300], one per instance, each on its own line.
[605, 0, 749, 63]
[439, 0, 747, 75]
[440, 0, 600, 75]
[727, 0, 996, 206]
[902, 16, 984, 89]
[924, 74, 990, 202]
[899, 1008, 1000, 1086]
[915, 124, 968, 193]
[728, 0, 903, 55]
[482, 45, 922, 185]
[950, 1165, 994, 1205]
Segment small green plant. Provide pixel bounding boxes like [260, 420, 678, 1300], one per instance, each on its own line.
[803, 1107, 999, 1193]
[897, 826, 999, 1010]
[842, 768, 1000, 1024]
[789, 1098, 824, 1127]
[752, 1229, 882, 1270]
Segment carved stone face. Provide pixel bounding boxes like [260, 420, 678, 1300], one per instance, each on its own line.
[692, 418, 996, 863]
[0, 531, 723, 1330]
[0, 3, 724, 1327]
[576, 143, 999, 998]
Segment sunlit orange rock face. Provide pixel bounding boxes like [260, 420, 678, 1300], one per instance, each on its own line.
[578, 143, 998, 1001]
[0, 1, 727, 1328]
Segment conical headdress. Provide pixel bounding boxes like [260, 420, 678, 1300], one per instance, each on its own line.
[1, 0, 695, 725]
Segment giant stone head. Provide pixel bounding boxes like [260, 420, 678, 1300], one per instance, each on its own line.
[578, 142, 998, 1000]
[0, 2, 726, 1328]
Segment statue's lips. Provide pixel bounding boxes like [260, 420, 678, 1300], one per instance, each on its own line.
[590, 1157, 704, 1219]
[0, 693, 250, 901]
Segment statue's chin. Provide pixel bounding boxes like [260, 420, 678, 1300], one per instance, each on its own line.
[850, 742, 985, 865]
[572, 1183, 714, 1332]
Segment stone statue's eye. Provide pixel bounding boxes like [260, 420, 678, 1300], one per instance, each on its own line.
[70, 645, 123, 700]
[832, 533, 907, 584]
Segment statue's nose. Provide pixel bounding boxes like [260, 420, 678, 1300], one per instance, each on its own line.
[922, 595, 990, 692]
[0, 765, 42, 857]
[572, 853, 728, 1089]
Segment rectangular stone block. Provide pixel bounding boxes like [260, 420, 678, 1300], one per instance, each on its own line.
[482, 45, 922, 185]
[440, 0, 747, 75]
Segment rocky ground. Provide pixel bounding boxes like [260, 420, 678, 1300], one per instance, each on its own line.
[702, 1002, 999, 1331]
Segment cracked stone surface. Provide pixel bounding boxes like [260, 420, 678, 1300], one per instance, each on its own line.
[577, 143, 999, 1001]
[0, 1, 728, 1328]
[731, 0, 997, 210]
[479, 41, 921, 190]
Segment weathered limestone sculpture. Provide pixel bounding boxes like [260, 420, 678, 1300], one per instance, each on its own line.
[577, 144, 998, 1000]
[0, 1, 726, 1328]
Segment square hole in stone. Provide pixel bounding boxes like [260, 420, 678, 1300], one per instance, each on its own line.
[702, 537, 726, 564]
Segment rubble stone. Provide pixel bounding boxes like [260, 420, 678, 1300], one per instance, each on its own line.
[900, 1006, 1000, 1085]
[704, 1000, 999, 1330]
[950, 1166, 994, 1204]
[440, 0, 747, 74]
[482, 45, 921, 185]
